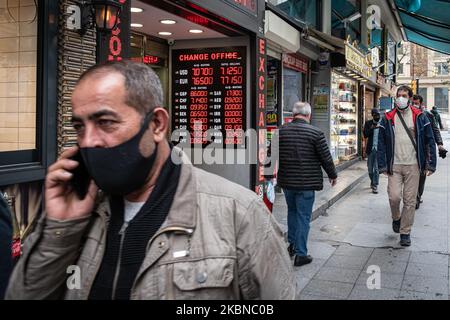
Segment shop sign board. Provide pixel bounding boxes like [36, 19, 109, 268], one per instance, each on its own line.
[130, 55, 166, 67]
[313, 86, 329, 114]
[283, 53, 308, 74]
[371, 47, 380, 69]
[345, 42, 373, 80]
[266, 110, 277, 126]
[97, 0, 130, 62]
[188, 0, 264, 34]
[225, 0, 257, 15]
[171, 47, 247, 146]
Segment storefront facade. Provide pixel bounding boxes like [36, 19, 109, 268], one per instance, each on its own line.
[0, 1, 58, 234]
[325, 40, 375, 167]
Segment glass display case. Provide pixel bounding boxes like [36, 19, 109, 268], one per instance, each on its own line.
[330, 72, 359, 164]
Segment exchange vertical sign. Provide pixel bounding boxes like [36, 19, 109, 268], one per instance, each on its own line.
[255, 37, 267, 201]
[97, 0, 130, 62]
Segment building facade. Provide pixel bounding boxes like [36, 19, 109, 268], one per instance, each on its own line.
[397, 42, 450, 114]
[0, 0, 404, 236]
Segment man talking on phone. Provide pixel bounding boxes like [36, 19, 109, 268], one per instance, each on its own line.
[6, 61, 295, 300]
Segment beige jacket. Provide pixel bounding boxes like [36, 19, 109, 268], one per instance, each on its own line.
[6, 153, 295, 300]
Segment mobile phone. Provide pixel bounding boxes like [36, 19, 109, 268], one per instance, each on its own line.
[69, 151, 91, 199]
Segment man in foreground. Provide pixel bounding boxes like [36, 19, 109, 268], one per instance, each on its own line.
[6, 61, 295, 300]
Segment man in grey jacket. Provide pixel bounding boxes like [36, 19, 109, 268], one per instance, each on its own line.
[6, 61, 295, 300]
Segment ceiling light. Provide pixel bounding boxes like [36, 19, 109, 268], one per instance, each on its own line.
[189, 29, 204, 34]
[160, 19, 176, 25]
[158, 31, 172, 36]
[131, 23, 143, 28]
[131, 7, 143, 13]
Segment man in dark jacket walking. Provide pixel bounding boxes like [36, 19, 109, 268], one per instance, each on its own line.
[378, 86, 436, 247]
[277, 102, 337, 267]
[363, 109, 382, 194]
[431, 106, 444, 130]
[0, 193, 13, 300]
[412, 95, 447, 209]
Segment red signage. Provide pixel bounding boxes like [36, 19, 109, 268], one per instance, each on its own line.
[172, 47, 247, 146]
[228, 0, 257, 14]
[283, 53, 308, 74]
[255, 37, 267, 192]
[97, 0, 130, 62]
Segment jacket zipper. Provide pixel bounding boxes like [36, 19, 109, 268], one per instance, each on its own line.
[111, 221, 129, 300]
[391, 122, 395, 172]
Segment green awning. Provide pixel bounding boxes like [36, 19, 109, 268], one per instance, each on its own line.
[395, 0, 450, 54]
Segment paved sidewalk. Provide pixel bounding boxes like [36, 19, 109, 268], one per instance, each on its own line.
[273, 132, 450, 300]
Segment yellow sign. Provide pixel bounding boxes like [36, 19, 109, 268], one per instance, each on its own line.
[410, 79, 418, 94]
[345, 42, 373, 79]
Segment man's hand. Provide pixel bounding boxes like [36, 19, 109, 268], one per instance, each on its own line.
[45, 146, 98, 221]
[424, 170, 434, 177]
[329, 178, 337, 187]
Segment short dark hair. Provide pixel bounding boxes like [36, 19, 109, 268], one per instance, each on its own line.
[397, 85, 413, 98]
[412, 94, 423, 104]
[371, 108, 380, 115]
[77, 60, 163, 115]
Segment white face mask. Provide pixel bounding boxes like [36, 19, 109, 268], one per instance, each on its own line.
[396, 96, 409, 110]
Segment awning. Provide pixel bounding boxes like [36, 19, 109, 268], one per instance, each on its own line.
[394, 0, 450, 54]
[306, 28, 345, 53]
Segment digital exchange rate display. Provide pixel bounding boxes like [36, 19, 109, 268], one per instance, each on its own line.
[172, 47, 246, 146]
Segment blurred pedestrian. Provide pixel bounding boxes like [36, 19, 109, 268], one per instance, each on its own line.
[363, 108, 382, 194]
[412, 95, 447, 209]
[431, 106, 444, 130]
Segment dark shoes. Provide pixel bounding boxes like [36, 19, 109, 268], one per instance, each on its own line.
[287, 244, 295, 257]
[416, 198, 423, 210]
[294, 255, 313, 267]
[371, 186, 378, 194]
[400, 234, 411, 246]
[392, 219, 401, 233]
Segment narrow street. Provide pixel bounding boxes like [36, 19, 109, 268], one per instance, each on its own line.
[273, 131, 450, 300]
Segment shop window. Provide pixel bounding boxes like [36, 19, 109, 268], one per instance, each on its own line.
[418, 87, 427, 106]
[0, 1, 37, 154]
[283, 67, 304, 121]
[434, 87, 448, 113]
[397, 63, 404, 75]
[331, 0, 361, 43]
[330, 72, 359, 164]
[129, 32, 169, 109]
[435, 62, 449, 75]
[267, 0, 321, 30]
[0, 1, 58, 185]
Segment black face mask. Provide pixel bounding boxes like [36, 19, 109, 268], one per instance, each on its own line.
[373, 115, 380, 122]
[80, 112, 157, 196]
